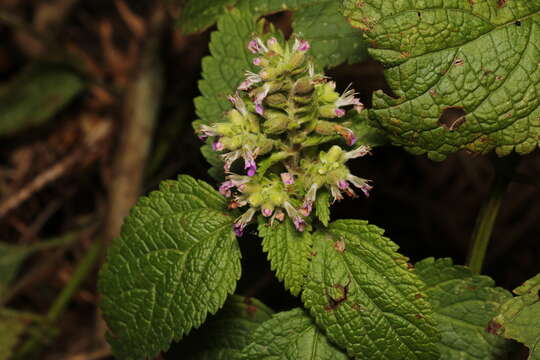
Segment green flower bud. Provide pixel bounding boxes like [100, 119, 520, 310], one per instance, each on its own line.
[318, 82, 339, 103]
[293, 77, 314, 94]
[318, 104, 338, 118]
[263, 110, 289, 134]
[265, 93, 288, 107]
[227, 109, 245, 126]
[314, 121, 336, 136]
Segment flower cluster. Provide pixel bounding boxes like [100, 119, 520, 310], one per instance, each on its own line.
[197, 35, 372, 236]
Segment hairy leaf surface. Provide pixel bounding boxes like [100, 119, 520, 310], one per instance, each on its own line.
[491, 273, 540, 360]
[343, 1, 540, 160]
[178, 0, 237, 34]
[171, 295, 273, 360]
[315, 190, 331, 227]
[416, 258, 512, 360]
[258, 219, 312, 296]
[241, 308, 349, 359]
[99, 175, 241, 359]
[302, 219, 440, 359]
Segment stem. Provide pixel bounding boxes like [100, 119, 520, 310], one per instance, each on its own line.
[13, 239, 103, 359]
[466, 156, 517, 274]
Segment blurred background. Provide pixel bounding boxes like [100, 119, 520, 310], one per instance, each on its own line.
[0, 1, 538, 359]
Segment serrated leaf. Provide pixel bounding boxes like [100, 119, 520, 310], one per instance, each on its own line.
[0, 63, 84, 136]
[343, 1, 540, 160]
[99, 175, 241, 360]
[302, 219, 440, 360]
[237, 0, 368, 68]
[178, 0, 238, 34]
[241, 308, 349, 359]
[491, 273, 540, 360]
[315, 190, 330, 226]
[258, 219, 312, 296]
[193, 9, 262, 179]
[0, 314, 26, 360]
[415, 257, 512, 360]
[169, 295, 273, 360]
[292, 1, 367, 68]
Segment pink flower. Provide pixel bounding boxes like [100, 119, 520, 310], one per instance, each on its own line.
[293, 38, 310, 52]
[280, 172, 295, 185]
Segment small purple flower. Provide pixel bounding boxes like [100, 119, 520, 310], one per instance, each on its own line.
[280, 172, 295, 185]
[274, 210, 285, 222]
[293, 38, 310, 52]
[267, 37, 278, 47]
[338, 180, 349, 190]
[347, 174, 373, 197]
[253, 57, 262, 66]
[227, 93, 248, 115]
[233, 208, 256, 237]
[219, 181, 234, 197]
[253, 84, 270, 116]
[301, 183, 318, 216]
[261, 207, 273, 217]
[198, 124, 218, 140]
[233, 223, 244, 237]
[212, 138, 224, 151]
[222, 150, 241, 172]
[247, 38, 267, 54]
[243, 150, 257, 176]
[247, 39, 260, 53]
[335, 108, 346, 117]
[238, 71, 262, 91]
[330, 185, 344, 202]
[335, 125, 356, 146]
[346, 145, 371, 159]
[283, 202, 306, 232]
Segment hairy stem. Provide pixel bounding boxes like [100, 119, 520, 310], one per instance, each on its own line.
[466, 156, 518, 274]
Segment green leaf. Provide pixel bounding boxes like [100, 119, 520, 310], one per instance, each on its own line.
[258, 218, 312, 296]
[491, 273, 540, 360]
[178, 0, 238, 34]
[193, 9, 263, 179]
[416, 257, 512, 360]
[170, 295, 273, 360]
[343, 1, 540, 160]
[241, 308, 349, 359]
[292, 1, 367, 68]
[0, 63, 84, 136]
[302, 219, 440, 360]
[99, 175, 241, 360]
[315, 190, 330, 226]
[0, 314, 26, 360]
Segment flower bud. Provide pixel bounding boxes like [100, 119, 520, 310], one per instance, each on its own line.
[314, 121, 336, 136]
[318, 82, 339, 103]
[318, 104, 339, 118]
[293, 77, 314, 95]
[265, 93, 288, 107]
[263, 110, 289, 134]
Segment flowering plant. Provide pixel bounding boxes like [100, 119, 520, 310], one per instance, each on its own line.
[198, 36, 371, 235]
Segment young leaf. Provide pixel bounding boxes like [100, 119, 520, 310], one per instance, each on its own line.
[0, 64, 84, 136]
[99, 175, 241, 360]
[178, 0, 238, 34]
[315, 190, 330, 227]
[416, 258, 512, 360]
[302, 220, 440, 360]
[491, 273, 540, 360]
[258, 219, 312, 296]
[343, 1, 540, 160]
[170, 295, 273, 360]
[241, 308, 349, 359]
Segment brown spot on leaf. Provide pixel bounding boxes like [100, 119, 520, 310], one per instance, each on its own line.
[415, 314, 425, 319]
[415, 293, 423, 299]
[356, 0, 365, 8]
[324, 279, 351, 311]
[439, 107, 467, 131]
[429, 88, 438, 96]
[486, 319, 503, 334]
[335, 239, 346, 253]
[407, 263, 414, 270]
[467, 285, 477, 291]
[453, 58, 464, 66]
[498, 0, 506, 8]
